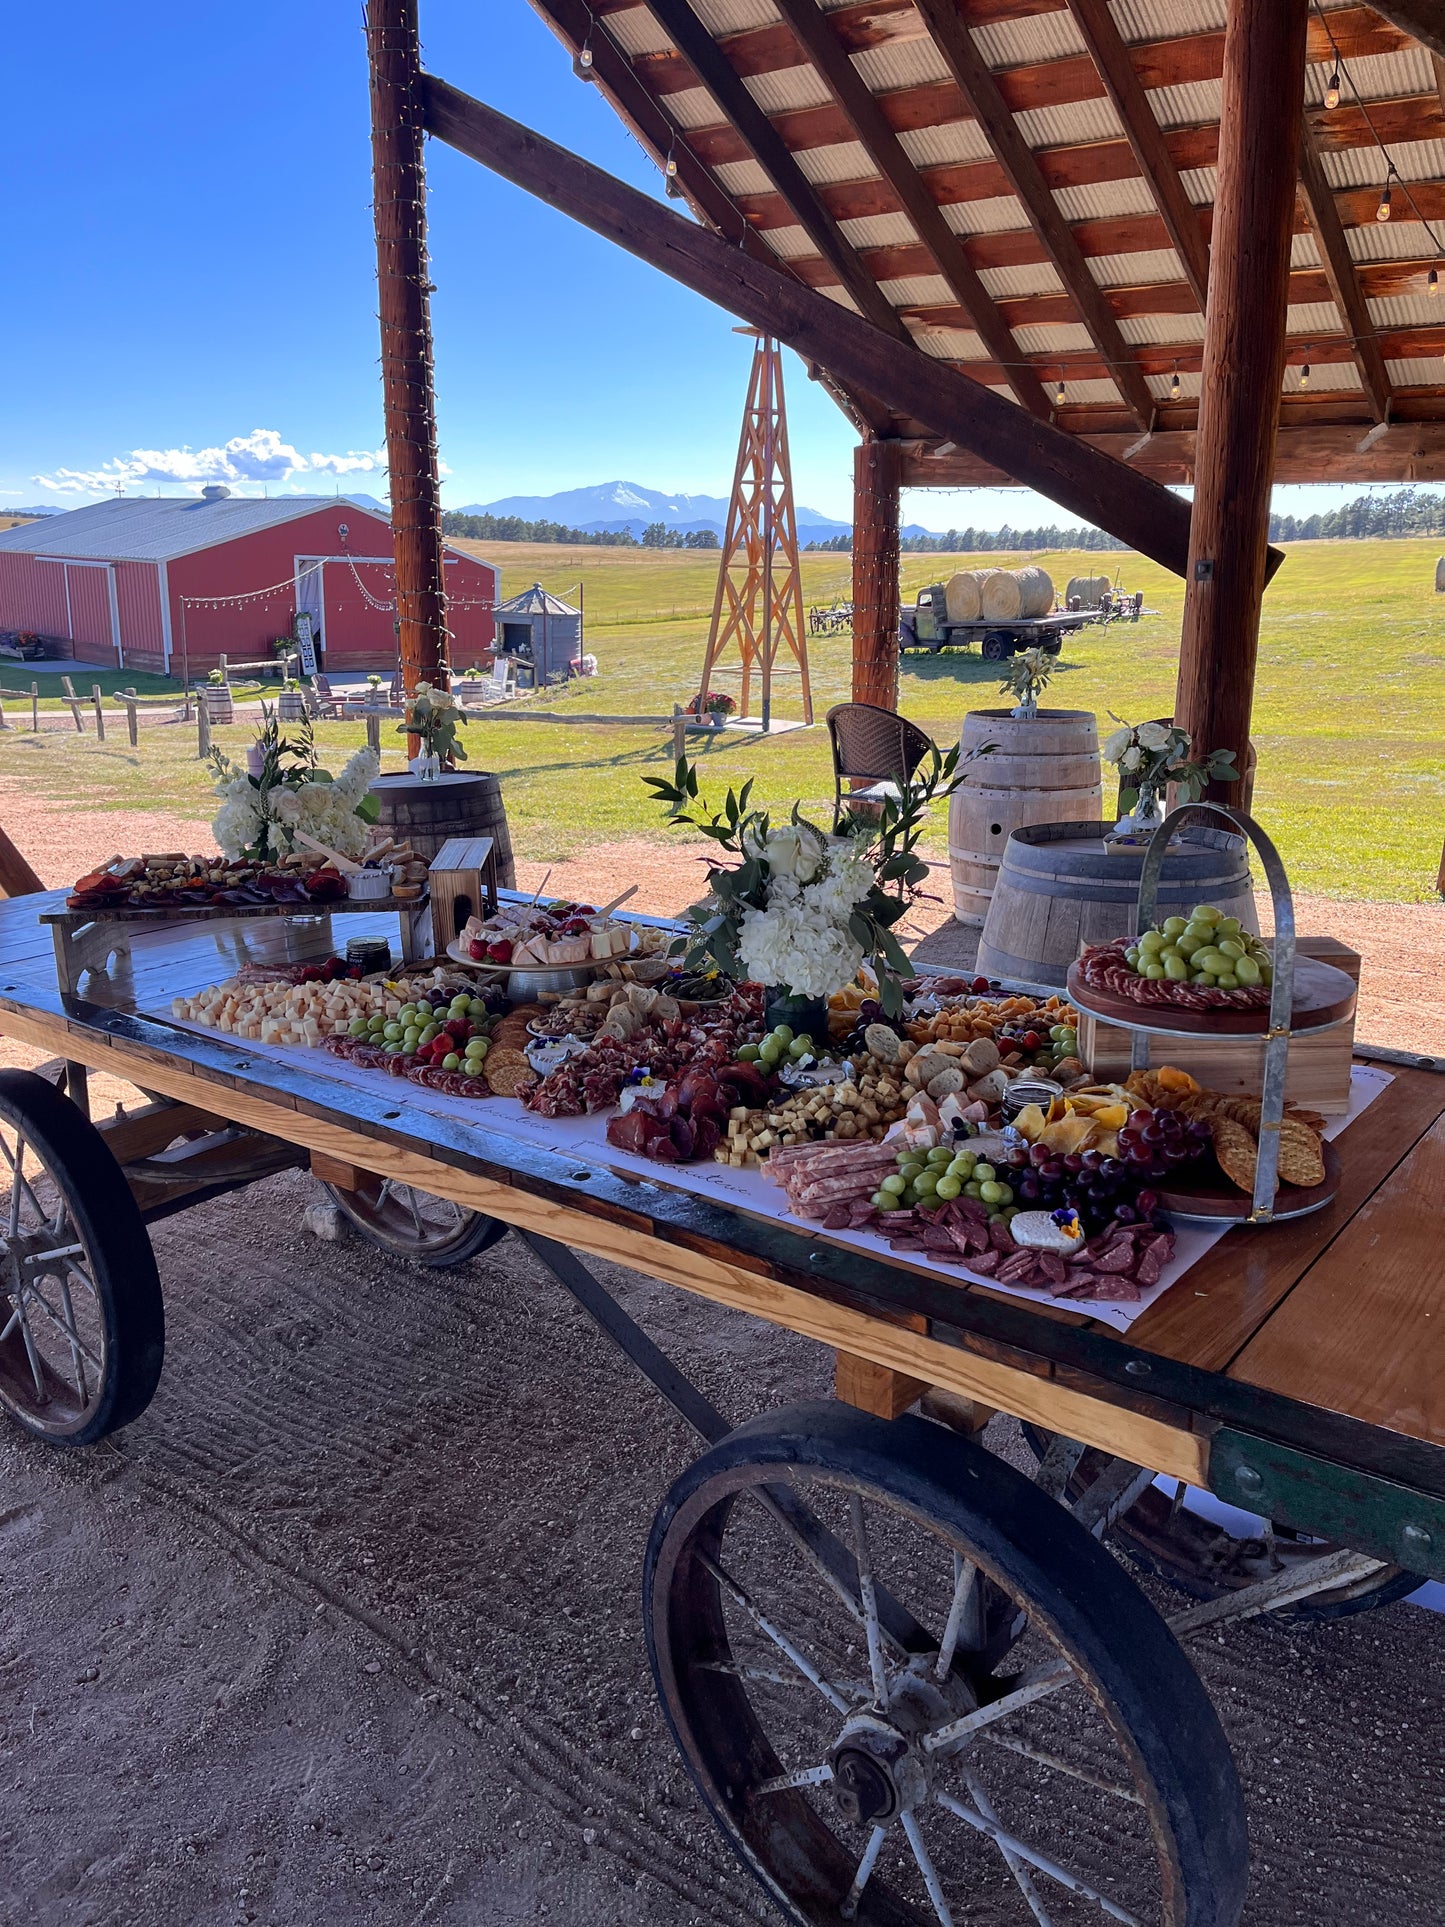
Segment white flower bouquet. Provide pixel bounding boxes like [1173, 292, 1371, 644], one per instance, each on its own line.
[1102, 714, 1238, 813]
[210, 711, 380, 862]
[644, 744, 965, 1017]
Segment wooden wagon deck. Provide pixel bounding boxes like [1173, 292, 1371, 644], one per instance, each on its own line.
[2, 887, 1442, 1558]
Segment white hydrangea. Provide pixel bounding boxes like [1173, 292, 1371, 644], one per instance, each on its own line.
[734, 843, 877, 995]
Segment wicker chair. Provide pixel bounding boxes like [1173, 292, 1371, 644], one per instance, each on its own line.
[825, 702, 937, 831]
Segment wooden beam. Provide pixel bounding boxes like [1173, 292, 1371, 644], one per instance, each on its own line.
[1297, 122, 1392, 422]
[639, 0, 911, 344]
[835, 1350, 928, 1419]
[1176, 0, 1309, 794]
[852, 439, 903, 708]
[421, 77, 1203, 574]
[912, 0, 1155, 430]
[367, 0, 449, 694]
[770, 0, 1050, 418]
[1065, 0, 1211, 312]
[1368, 1, 1445, 62]
[0, 824, 44, 898]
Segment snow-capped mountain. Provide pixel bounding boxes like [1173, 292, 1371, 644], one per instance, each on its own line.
[456, 480, 852, 541]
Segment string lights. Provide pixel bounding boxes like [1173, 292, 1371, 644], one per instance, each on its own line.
[1169, 362, 1181, 401]
[1323, 67, 1342, 110]
[1054, 374, 1066, 406]
[573, 5, 596, 80]
[1376, 170, 1394, 224]
[1299, 356, 1311, 391]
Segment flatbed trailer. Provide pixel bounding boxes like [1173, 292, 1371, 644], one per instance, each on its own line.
[0, 884, 1442, 1927]
[899, 603, 1099, 660]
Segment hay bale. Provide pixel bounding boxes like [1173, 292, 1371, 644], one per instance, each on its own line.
[979, 565, 1054, 622]
[944, 571, 983, 622]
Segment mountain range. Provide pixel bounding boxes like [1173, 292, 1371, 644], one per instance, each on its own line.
[455, 479, 938, 541]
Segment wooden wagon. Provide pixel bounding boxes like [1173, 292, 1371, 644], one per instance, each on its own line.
[0, 885, 1440, 1926]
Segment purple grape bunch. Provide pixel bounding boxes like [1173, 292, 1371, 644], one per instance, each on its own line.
[1005, 1105, 1210, 1236]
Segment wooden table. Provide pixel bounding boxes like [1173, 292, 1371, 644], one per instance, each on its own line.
[0, 886, 1441, 1926]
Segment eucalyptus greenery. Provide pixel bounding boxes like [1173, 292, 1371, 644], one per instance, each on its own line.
[998, 646, 1056, 713]
[642, 743, 967, 1016]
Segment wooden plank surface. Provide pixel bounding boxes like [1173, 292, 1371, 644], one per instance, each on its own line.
[1230, 1117, 1445, 1446]
[1127, 1066, 1445, 1371]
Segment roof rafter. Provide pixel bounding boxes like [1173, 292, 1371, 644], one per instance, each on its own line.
[1296, 121, 1393, 422]
[768, 0, 1051, 420]
[637, 0, 911, 345]
[1064, 0, 1210, 312]
[1367, 1, 1445, 62]
[911, 0, 1155, 430]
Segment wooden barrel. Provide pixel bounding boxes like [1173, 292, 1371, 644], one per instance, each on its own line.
[370, 771, 516, 887]
[948, 710, 1102, 926]
[977, 821, 1257, 985]
[944, 570, 982, 622]
[1065, 574, 1110, 610]
[978, 565, 1054, 622]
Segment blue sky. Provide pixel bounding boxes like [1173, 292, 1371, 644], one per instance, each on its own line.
[0, 2, 1427, 529]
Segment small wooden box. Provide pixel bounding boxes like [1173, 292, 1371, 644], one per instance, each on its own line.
[427, 836, 499, 945]
[1077, 937, 1360, 1115]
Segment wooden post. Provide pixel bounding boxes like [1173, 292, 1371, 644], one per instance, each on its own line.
[368, 0, 450, 719]
[366, 709, 382, 754]
[1174, 0, 1308, 796]
[91, 685, 105, 741]
[0, 824, 45, 898]
[122, 688, 139, 748]
[852, 439, 903, 709]
[197, 703, 211, 760]
[61, 676, 84, 734]
[30, 682, 38, 731]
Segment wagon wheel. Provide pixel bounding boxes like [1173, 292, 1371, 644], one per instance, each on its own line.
[323, 1176, 509, 1269]
[0, 1070, 164, 1446]
[981, 634, 1011, 661]
[1024, 1429, 1421, 1622]
[646, 1401, 1246, 1927]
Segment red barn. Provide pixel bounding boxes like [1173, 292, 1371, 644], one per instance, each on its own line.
[0, 490, 497, 677]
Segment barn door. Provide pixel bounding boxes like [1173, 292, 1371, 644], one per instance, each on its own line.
[65, 564, 119, 664]
[295, 558, 324, 659]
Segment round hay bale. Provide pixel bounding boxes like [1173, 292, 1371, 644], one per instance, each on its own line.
[944, 570, 983, 622]
[979, 565, 1054, 622]
[1065, 574, 1110, 610]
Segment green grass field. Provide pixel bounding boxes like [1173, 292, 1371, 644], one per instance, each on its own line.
[2, 537, 1441, 901]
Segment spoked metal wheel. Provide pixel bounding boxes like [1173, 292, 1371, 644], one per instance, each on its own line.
[647, 1402, 1246, 1927]
[0, 1070, 164, 1446]
[324, 1176, 509, 1269]
[1025, 1430, 1421, 1621]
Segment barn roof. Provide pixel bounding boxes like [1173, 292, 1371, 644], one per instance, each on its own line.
[527, 0, 1445, 482]
[0, 494, 394, 564]
[496, 582, 582, 615]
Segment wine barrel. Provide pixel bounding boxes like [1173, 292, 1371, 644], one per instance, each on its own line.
[978, 565, 1054, 622]
[370, 771, 516, 887]
[944, 570, 983, 622]
[977, 821, 1257, 986]
[948, 710, 1102, 926]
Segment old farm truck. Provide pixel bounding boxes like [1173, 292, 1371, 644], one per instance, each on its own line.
[899, 565, 1097, 659]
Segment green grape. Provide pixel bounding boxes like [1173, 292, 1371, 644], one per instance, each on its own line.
[1161, 916, 1188, 938]
[973, 1163, 996, 1183]
[870, 1190, 890, 1210]
[1192, 948, 1227, 974]
[398, 1004, 417, 1022]
[1190, 904, 1221, 925]
[1183, 922, 1214, 945]
[402, 1028, 421, 1048]
[934, 1175, 962, 1200]
[1138, 930, 1166, 954]
[348, 1017, 368, 1037]
[1217, 938, 1245, 960]
[1003, 1205, 1021, 1221]
[880, 1173, 907, 1197]
[1143, 963, 1167, 980]
[771, 1024, 794, 1045]
[736, 1043, 760, 1062]
[963, 1181, 983, 1199]
[383, 1021, 403, 1041]
[1215, 916, 1242, 939]
[1258, 960, 1273, 983]
[1174, 933, 1203, 958]
[978, 1180, 1007, 1204]
[914, 1171, 939, 1196]
[415, 1003, 434, 1020]
[466, 996, 488, 1015]
[465, 1038, 488, 1059]
[947, 1158, 973, 1180]
[1059, 1030, 1077, 1052]
[927, 1146, 953, 1166]
[898, 1159, 924, 1181]
[1214, 972, 1239, 989]
[787, 1039, 811, 1061]
[1233, 955, 1261, 986]
[1164, 953, 1189, 981]
[1192, 970, 1216, 986]
[441, 1052, 461, 1071]
[1125, 947, 1142, 969]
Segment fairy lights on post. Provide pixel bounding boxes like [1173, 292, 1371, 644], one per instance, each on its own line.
[366, 0, 450, 758]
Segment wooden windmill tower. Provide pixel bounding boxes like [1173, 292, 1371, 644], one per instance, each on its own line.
[697, 332, 813, 730]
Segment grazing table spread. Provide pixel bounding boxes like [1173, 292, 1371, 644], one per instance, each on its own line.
[0, 866, 1442, 1927]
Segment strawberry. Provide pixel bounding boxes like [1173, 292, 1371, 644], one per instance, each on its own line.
[488, 939, 513, 963]
[469, 939, 488, 961]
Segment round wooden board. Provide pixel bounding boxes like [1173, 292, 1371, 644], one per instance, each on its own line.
[1066, 952, 1356, 1036]
[1158, 1137, 1341, 1221]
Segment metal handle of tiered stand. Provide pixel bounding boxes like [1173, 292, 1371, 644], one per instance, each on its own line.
[1135, 805, 1296, 1223]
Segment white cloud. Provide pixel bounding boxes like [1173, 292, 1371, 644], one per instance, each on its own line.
[36, 429, 391, 495]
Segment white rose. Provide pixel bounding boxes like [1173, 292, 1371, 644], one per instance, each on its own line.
[1136, 721, 1172, 751]
[764, 827, 806, 879]
[1102, 726, 1134, 764]
[1120, 745, 1143, 772]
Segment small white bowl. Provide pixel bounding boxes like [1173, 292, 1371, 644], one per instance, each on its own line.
[346, 869, 391, 901]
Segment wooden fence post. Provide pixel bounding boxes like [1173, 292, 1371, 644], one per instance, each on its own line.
[672, 704, 687, 761]
[197, 703, 211, 759]
[91, 685, 105, 741]
[366, 710, 382, 754]
[120, 690, 139, 747]
[60, 676, 85, 733]
[30, 682, 38, 731]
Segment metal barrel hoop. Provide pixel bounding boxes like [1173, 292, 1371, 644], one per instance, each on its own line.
[1135, 804, 1296, 1222]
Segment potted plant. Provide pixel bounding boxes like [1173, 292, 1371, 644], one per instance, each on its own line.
[202, 668, 234, 725]
[687, 690, 736, 725]
[396, 680, 467, 781]
[1102, 716, 1239, 836]
[644, 745, 963, 1026]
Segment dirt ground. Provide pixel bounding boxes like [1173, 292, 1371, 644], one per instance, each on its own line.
[0, 1169, 1442, 1927]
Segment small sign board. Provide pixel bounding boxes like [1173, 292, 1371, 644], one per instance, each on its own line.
[294, 612, 318, 676]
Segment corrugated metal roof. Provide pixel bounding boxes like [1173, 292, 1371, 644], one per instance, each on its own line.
[794, 140, 881, 185]
[840, 211, 920, 249]
[899, 121, 995, 169]
[691, 0, 779, 32]
[603, 9, 674, 58]
[658, 86, 716, 132]
[1369, 290, 1445, 328]
[1009, 322, 1096, 354]
[1347, 218, 1436, 263]
[972, 11, 1088, 68]
[1387, 355, 1444, 385]
[1286, 301, 1346, 334]
[879, 274, 957, 307]
[853, 38, 952, 94]
[1178, 166, 1217, 207]
[0, 494, 390, 564]
[496, 583, 580, 616]
[1110, 0, 1228, 43]
[1055, 378, 1123, 404]
[1323, 139, 1445, 190]
[1291, 232, 1322, 269]
[978, 261, 1066, 299]
[1087, 246, 1187, 286]
[761, 224, 814, 260]
[1119, 311, 1207, 345]
[1145, 78, 1222, 129]
[743, 66, 833, 114]
[1014, 97, 1126, 148]
[942, 193, 1031, 236]
[1284, 362, 1362, 392]
[1053, 177, 1163, 223]
[915, 327, 987, 360]
[711, 158, 774, 197]
[1321, 48, 1435, 101]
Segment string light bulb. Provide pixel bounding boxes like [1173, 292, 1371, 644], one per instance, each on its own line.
[1055, 375, 1066, 406]
[1299, 361, 1311, 390]
[1376, 175, 1393, 223]
[573, 33, 595, 79]
[664, 145, 683, 198]
[1169, 362, 1181, 401]
[1429, 266, 1439, 297]
[1323, 69, 1341, 110]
